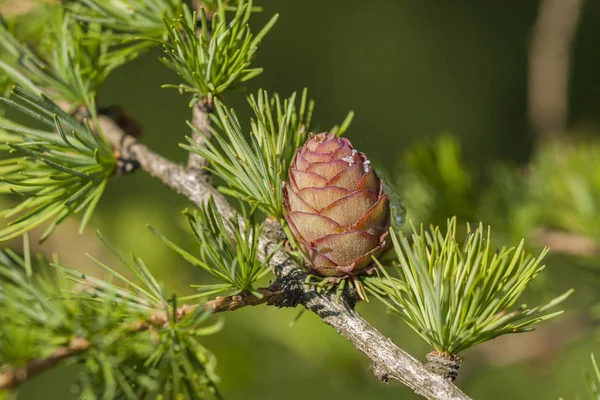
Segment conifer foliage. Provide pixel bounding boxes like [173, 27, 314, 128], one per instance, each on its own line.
[0, 1, 580, 399]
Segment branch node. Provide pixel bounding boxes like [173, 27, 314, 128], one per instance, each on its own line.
[425, 351, 463, 382]
[342, 283, 359, 310]
[114, 152, 141, 175]
[267, 273, 304, 308]
[372, 363, 389, 383]
[197, 95, 214, 113]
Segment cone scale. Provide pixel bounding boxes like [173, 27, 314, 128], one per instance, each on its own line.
[284, 133, 391, 277]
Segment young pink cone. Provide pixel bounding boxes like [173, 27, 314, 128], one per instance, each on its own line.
[283, 132, 391, 277]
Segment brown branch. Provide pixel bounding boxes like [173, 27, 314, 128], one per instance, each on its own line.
[139, 285, 289, 330]
[0, 337, 90, 390]
[204, 286, 288, 312]
[99, 117, 471, 399]
[0, 287, 286, 391]
[0, 0, 60, 16]
[532, 227, 598, 257]
[309, 299, 466, 399]
[528, 0, 585, 140]
[188, 100, 213, 170]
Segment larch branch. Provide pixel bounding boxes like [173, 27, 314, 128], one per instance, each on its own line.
[0, 338, 90, 390]
[532, 228, 598, 257]
[100, 116, 233, 220]
[188, 100, 213, 170]
[258, 228, 471, 400]
[529, 0, 585, 140]
[0, 287, 284, 390]
[99, 117, 472, 400]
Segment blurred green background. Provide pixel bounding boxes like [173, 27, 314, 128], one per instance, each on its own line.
[4, 0, 600, 399]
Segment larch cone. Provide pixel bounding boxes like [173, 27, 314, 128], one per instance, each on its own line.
[283, 132, 391, 277]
